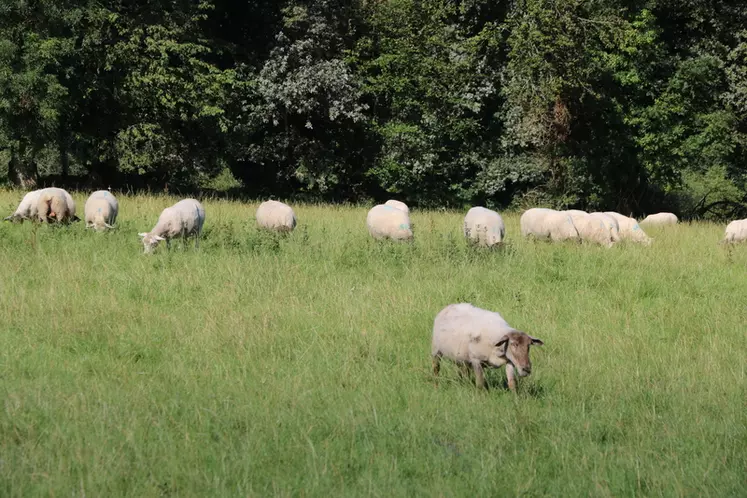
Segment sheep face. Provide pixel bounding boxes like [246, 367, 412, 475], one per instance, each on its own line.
[497, 331, 543, 377]
[4, 214, 24, 223]
[91, 215, 113, 232]
[138, 232, 165, 253]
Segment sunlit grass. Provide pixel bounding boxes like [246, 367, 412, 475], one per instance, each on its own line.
[1, 190, 745, 496]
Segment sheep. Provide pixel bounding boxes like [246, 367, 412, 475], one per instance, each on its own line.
[366, 204, 413, 241]
[589, 212, 621, 244]
[84, 190, 119, 231]
[722, 219, 747, 244]
[520, 208, 580, 242]
[256, 200, 297, 232]
[604, 212, 653, 245]
[431, 303, 543, 391]
[36, 187, 78, 223]
[640, 212, 678, 227]
[463, 207, 505, 247]
[138, 198, 205, 254]
[563, 211, 616, 247]
[4, 190, 42, 222]
[384, 199, 409, 214]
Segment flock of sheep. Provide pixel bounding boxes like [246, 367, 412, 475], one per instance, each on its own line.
[5, 188, 746, 248]
[4, 189, 747, 390]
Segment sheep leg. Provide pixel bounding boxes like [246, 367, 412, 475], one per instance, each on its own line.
[194, 234, 200, 250]
[431, 354, 441, 376]
[506, 364, 517, 391]
[471, 361, 486, 389]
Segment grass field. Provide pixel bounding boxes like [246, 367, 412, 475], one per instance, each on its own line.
[1, 191, 745, 497]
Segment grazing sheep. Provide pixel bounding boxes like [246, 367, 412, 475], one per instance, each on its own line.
[431, 303, 543, 391]
[36, 187, 77, 223]
[641, 212, 678, 227]
[589, 212, 621, 243]
[256, 200, 297, 232]
[520, 208, 580, 242]
[604, 212, 653, 245]
[564, 209, 588, 217]
[366, 204, 413, 241]
[463, 206, 505, 247]
[384, 199, 409, 214]
[722, 219, 747, 244]
[564, 211, 616, 247]
[138, 198, 205, 254]
[84, 190, 119, 231]
[4, 190, 42, 222]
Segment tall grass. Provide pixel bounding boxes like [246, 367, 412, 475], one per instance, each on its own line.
[1, 191, 745, 497]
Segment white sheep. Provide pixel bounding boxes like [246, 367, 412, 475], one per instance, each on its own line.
[722, 219, 747, 244]
[520, 208, 580, 242]
[256, 200, 297, 232]
[564, 211, 616, 247]
[640, 212, 678, 226]
[463, 206, 505, 247]
[138, 198, 205, 254]
[366, 204, 413, 241]
[36, 187, 77, 223]
[431, 303, 543, 390]
[384, 199, 409, 214]
[604, 212, 653, 245]
[4, 190, 42, 222]
[590, 212, 621, 242]
[84, 190, 119, 231]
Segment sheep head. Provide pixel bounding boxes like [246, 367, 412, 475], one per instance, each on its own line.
[495, 331, 543, 377]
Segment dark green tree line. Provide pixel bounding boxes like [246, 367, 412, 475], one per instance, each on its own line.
[1, 0, 745, 217]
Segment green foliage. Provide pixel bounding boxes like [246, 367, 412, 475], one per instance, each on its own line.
[353, 0, 505, 205]
[0, 0, 745, 215]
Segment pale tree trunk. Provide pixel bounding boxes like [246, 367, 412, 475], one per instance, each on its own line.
[7, 145, 38, 188]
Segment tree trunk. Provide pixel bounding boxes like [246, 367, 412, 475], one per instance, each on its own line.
[7, 145, 38, 188]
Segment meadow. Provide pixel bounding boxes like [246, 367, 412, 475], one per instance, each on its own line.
[0, 191, 745, 497]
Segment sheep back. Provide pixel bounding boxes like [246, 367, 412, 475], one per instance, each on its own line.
[366, 204, 413, 241]
[463, 207, 505, 247]
[384, 199, 409, 214]
[256, 200, 297, 232]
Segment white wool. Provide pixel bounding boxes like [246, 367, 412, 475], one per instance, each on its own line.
[640, 212, 678, 226]
[589, 212, 621, 243]
[384, 199, 409, 214]
[5, 190, 42, 221]
[256, 200, 297, 232]
[604, 212, 652, 245]
[520, 208, 580, 242]
[36, 187, 76, 223]
[84, 190, 119, 231]
[366, 204, 413, 241]
[463, 206, 505, 247]
[431, 303, 513, 363]
[723, 219, 747, 244]
[563, 211, 616, 247]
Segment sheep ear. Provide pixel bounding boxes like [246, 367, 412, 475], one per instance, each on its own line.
[104, 223, 114, 229]
[154, 235, 166, 241]
[530, 336, 544, 346]
[495, 336, 509, 348]
[138, 232, 148, 238]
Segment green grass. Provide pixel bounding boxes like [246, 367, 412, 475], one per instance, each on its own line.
[1, 191, 745, 497]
